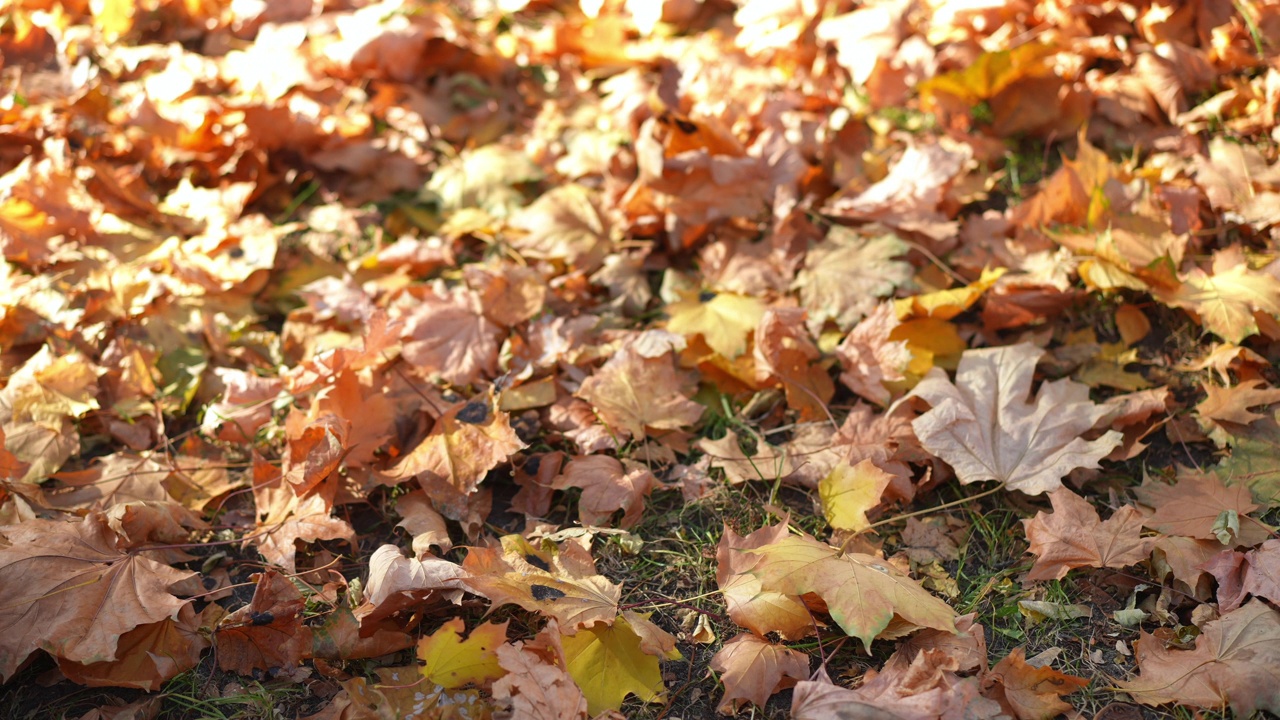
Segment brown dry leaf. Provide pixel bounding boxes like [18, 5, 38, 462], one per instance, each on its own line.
[910, 343, 1122, 495]
[281, 411, 349, 498]
[382, 394, 525, 518]
[200, 368, 283, 442]
[697, 429, 797, 485]
[982, 647, 1088, 720]
[576, 345, 704, 442]
[794, 227, 913, 334]
[716, 519, 813, 641]
[836, 302, 912, 407]
[400, 288, 503, 386]
[791, 658, 1000, 720]
[491, 642, 589, 720]
[1022, 488, 1154, 581]
[710, 632, 809, 714]
[1134, 471, 1265, 544]
[57, 602, 213, 691]
[753, 307, 835, 422]
[461, 534, 620, 629]
[250, 457, 355, 573]
[1121, 599, 1280, 716]
[824, 143, 969, 241]
[311, 605, 414, 662]
[395, 490, 452, 556]
[215, 569, 312, 675]
[550, 455, 656, 529]
[1196, 379, 1280, 446]
[745, 532, 957, 651]
[0, 512, 196, 680]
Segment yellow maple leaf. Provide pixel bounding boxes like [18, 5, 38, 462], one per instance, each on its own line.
[417, 618, 508, 689]
[665, 290, 766, 359]
[819, 459, 893, 533]
[560, 612, 681, 715]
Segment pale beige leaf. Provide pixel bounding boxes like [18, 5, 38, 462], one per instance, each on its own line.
[910, 343, 1121, 495]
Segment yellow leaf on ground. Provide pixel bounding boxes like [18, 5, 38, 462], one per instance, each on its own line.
[666, 290, 766, 359]
[560, 613, 679, 715]
[820, 459, 892, 533]
[418, 618, 508, 689]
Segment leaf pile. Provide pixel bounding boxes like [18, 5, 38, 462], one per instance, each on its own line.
[3, 0, 1280, 718]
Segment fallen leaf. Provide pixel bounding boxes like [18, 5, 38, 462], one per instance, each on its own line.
[576, 345, 704, 442]
[819, 459, 893, 533]
[215, 570, 312, 674]
[382, 394, 525, 519]
[1134, 471, 1265, 544]
[0, 513, 195, 680]
[910, 343, 1122, 495]
[1022, 488, 1153, 581]
[461, 535, 620, 629]
[1195, 379, 1280, 446]
[983, 647, 1088, 720]
[57, 603, 213, 690]
[745, 532, 957, 651]
[1153, 248, 1280, 343]
[550, 455, 656, 528]
[418, 618, 508, 689]
[1121, 599, 1280, 716]
[491, 642, 589, 720]
[795, 227, 913, 333]
[717, 520, 814, 641]
[710, 633, 809, 714]
[665, 290, 766, 359]
[560, 612, 679, 716]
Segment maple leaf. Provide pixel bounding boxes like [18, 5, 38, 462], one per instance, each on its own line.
[311, 605, 414, 662]
[1195, 379, 1280, 446]
[791, 656, 1001, 720]
[215, 570, 312, 675]
[418, 618, 508, 689]
[491, 642, 590, 720]
[560, 612, 680, 715]
[716, 520, 814, 641]
[1152, 247, 1280, 343]
[745, 533, 957, 651]
[57, 603, 214, 691]
[1121, 599, 1280, 715]
[836, 302, 912, 407]
[576, 345, 704, 442]
[0, 512, 196, 680]
[1021, 488, 1153, 581]
[794, 227, 913, 333]
[665, 290, 766, 359]
[820, 459, 893, 534]
[460, 535, 620, 629]
[698, 429, 797, 485]
[1134, 472, 1266, 545]
[550, 455, 656, 528]
[399, 288, 502, 386]
[910, 343, 1122, 495]
[710, 633, 809, 714]
[200, 367, 282, 442]
[983, 647, 1088, 720]
[509, 183, 615, 270]
[753, 307, 835, 421]
[250, 457, 354, 573]
[382, 394, 525, 519]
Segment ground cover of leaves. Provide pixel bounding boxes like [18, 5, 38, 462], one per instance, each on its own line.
[3, 1, 1280, 718]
